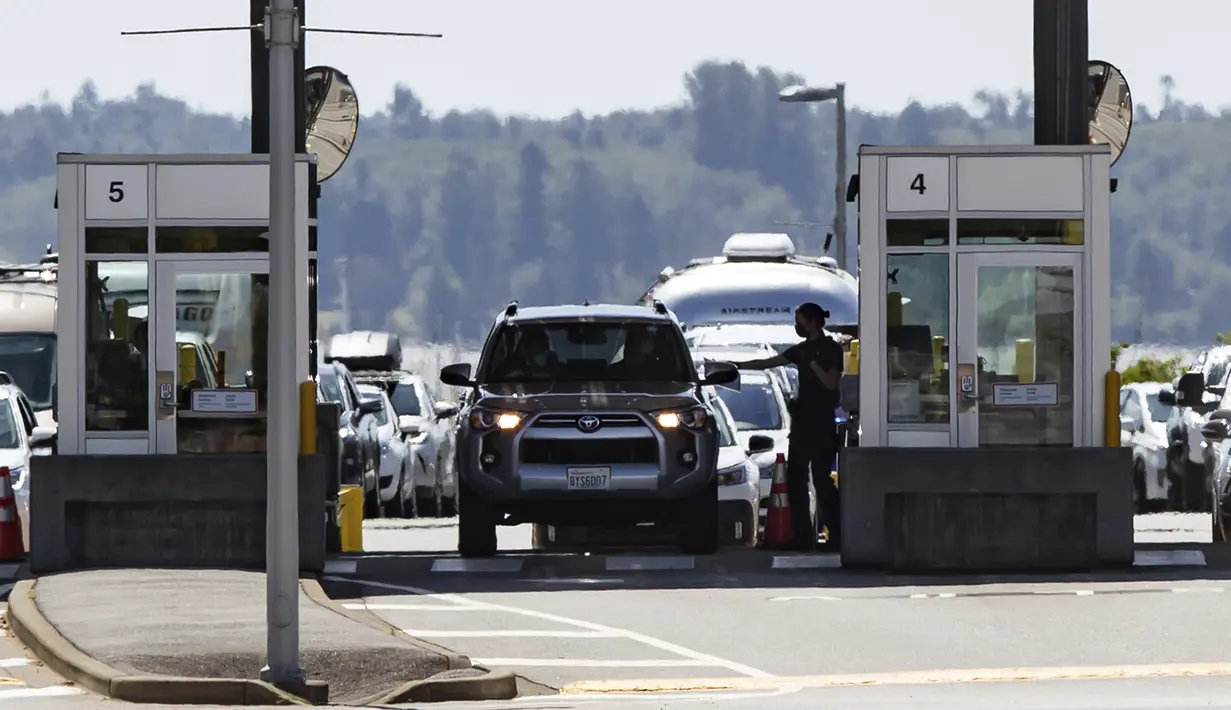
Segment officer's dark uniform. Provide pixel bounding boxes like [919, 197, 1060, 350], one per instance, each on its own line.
[781, 334, 844, 549]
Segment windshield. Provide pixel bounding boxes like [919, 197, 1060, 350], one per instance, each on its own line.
[391, 383, 421, 416]
[360, 391, 390, 426]
[1146, 393, 1171, 423]
[716, 382, 783, 431]
[0, 402, 18, 449]
[481, 321, 693, 383]
[0, 334, 55, 409]
[318, 371, 344, 404]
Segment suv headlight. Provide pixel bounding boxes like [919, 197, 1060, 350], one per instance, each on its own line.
[470, 407, 522, 431]
[654, 406, 708, 430]
[717, 465, 746, 486]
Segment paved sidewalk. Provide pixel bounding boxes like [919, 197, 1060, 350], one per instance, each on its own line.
[26, 569, 466, 703]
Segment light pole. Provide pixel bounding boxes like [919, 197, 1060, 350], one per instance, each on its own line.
[778, 83, 847, 273]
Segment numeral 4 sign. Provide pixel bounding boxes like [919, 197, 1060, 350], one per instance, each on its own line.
[910, 173, 926, 194]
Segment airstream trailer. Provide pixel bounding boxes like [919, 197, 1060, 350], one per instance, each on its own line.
[637, 233, 859, 341]
[0, 255, 59, 427]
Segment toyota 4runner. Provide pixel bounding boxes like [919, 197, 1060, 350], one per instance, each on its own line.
[440, 301, 740, 557]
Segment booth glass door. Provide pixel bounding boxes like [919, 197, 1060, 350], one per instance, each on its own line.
[153, 260, 269, 454]
[955, 252, 1082, 447]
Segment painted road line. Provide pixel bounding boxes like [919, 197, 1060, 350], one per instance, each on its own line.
[325, 575, 772, 678]
[909, 593, 955, 599]
[406, 629, 623, 638]
[432, 558, 524, 573]
[560, 661, 1231, 694]
[0, 685, 85, 700]
[769, 595, 842, 602]
[0, 677, 22, 685]
[0, 658, 28, 668]
[343, 602, 484, 611]
[477, 658, 721, 668]
[1173, 587, 1226, 594]
[771, 554, 841, 569]
[1134, 549, 1206, 566]
[516, 578, 626, 585]
[323, 559, 358, 575]
[606, 556, 694, 571]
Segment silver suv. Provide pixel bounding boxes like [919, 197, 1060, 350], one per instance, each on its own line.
[440, 302, 740, 557]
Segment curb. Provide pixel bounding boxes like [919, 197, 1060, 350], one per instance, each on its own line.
[363, 668, 519, 705]
[300, 578, 471, 670]
[7, 579, 311, 705]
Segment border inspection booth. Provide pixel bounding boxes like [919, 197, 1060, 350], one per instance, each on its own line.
[31, 153, 327, 573]
[840, 145, 1132, 572]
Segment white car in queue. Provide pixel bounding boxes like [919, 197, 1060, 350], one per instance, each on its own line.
[0, 379, 55, 550]
[356, 384, 414, 518]
[389, 374, 460, 517]
[702, 386, 773, 546]
[1119, 381, 1176, 513]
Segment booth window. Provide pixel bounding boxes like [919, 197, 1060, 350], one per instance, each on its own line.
[885, 253, 950, 424]
[85, 227, 147, 254]
[957, 219, 1084, 245]
[886, 219, 948, 247]
[84, 261, 149, 431]
[156, 226, 269, 253]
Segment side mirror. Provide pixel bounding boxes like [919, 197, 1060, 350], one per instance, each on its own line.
[440, 363, 474, 388]
[1119, 415, 1136, 433]
[397, 414, 422, 436]
[700, 361, 740, 387]
[746, 434, 775, 455]
[1177, 372, 1205, 407]
[1211, 385, 1228, 398]
[30, 426, 57, 447]
[358, 398, 383, 416]
[1158, 389, 1176, 406]
[434, 401, 459, 420]
[1202, 417, 1230, 442]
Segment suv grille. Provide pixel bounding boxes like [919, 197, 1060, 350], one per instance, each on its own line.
[530, 414, 643, 429]
[520, 438, 658, 465]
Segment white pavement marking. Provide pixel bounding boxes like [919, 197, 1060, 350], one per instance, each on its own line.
[1133, 549, 1206, 566]
[475, 658, 721, 668]
[1172, 587, 1226, 594]
[606, 556, 694, 571]
[0, 685, 84, 700]
[769, 595, 842, 602]
[502, 687, 801, 704]
[516, 578, 626, 585]
[432, 558, 524, 573]
[324, 575, 772, 678]
[343, 602, 483, 611]
[0, 659, 27, 668]
[406, 629, 623, 638]
[323, 559, 358, 574]
[771, 554, 841, 569]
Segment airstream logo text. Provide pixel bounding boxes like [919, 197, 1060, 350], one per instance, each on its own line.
[720, 306, 792, 316]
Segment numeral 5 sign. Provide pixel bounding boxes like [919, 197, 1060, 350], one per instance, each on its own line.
[84, 164, 149, 220]
[886, 156, 949, 212]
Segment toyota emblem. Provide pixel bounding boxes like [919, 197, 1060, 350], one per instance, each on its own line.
[576, 415, 601, 432]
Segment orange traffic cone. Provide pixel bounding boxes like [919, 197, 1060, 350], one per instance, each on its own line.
[762, 454, 794, 548]
[0, 467, 23, 560]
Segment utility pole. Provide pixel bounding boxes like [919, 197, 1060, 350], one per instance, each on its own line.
[778, 83, 849, 272]
[1033, 0, 1088, 145]
[261, 0, 303, 690]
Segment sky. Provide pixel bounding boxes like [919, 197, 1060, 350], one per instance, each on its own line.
[6, 0, 1229, 119]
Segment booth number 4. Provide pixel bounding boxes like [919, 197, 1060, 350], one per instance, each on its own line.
[108, 181, 125, 203]
[909, 173, 927, 194]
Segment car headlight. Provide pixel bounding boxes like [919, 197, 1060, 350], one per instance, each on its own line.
[338, 426, 352, 439]
[9, 465, 26, 490]
[654, 406, 708, 430]
[717, 465, 746, 486]
[470, 407, 521, 430]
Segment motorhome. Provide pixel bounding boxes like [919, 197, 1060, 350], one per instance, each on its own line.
[636, 232, 859, 342]
[0, 254, 59, 428]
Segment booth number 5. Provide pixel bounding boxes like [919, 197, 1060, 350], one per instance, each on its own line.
[108, 181, 125, 202]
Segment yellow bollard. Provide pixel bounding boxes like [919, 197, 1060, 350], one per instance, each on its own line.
[848, 339, 859, 375]
[338, 485, 364, 552]
[299, 380, 317, 455]
[1015, 338, 1036, 383]
[177, 344, 196, 384]
[1104, 370, 1121, 447]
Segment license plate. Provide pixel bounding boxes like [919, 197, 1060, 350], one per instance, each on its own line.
[567, 467, 611, 491]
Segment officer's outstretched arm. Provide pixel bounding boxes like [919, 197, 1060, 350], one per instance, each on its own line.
[733, 354, 790, 370]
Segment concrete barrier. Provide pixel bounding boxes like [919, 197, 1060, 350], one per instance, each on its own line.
[839, 446, 1133, 572]
[29, 454, 328, 573]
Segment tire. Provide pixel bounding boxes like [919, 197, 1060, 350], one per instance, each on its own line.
[437, 455, 457, 517]
[1214, 500, 1227, 543]
[531, 523, 552, 551]
[1133, 460, 1149, 515]
[1167, 472, 1184, 512]
[1184, 459, 1208, 513]
[457, 478, 498, 557]
[363, 483, 383, 519]
[678, 478, 720, 555]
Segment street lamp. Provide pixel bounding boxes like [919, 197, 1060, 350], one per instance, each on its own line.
[778, 83, 848, 273]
